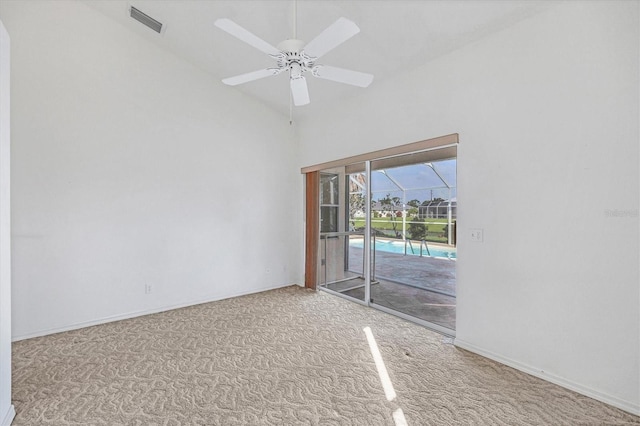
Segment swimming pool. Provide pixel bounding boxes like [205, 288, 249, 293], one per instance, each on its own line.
[349, 239, 457, 259]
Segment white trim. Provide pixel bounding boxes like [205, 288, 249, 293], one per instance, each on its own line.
[12, 283, 295, 342]
[0, 19, 12, 426]
[1, 405, 15, 426]
[454, 339, 640, 416]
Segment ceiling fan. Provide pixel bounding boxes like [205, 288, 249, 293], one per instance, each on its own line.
[214, 15, 374, 106]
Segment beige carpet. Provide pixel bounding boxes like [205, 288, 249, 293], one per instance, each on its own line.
[11, 286, 639, 425]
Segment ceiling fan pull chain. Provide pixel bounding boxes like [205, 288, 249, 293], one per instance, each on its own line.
[289, 93, 293, 125]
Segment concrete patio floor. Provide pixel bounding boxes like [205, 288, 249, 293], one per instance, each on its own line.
[320, 244, 457, 331]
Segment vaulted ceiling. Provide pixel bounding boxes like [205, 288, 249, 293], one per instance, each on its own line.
[85, 1, 556, 120]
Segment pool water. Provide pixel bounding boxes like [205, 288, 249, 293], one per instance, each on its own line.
[349, 239, 457, 259]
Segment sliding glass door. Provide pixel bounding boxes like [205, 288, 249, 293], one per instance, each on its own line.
[310, 137, 458, 336]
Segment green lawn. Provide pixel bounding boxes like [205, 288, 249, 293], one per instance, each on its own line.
[352, 216, 449, 230]
[351, 216, 453, 243]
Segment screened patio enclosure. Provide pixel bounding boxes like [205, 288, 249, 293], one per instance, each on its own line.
[348, 159, 457, 246]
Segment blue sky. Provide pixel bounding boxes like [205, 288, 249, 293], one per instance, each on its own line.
[369, 159, 457, 203]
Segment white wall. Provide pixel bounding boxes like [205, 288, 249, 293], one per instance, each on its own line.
[299, 1, 639, 415]
[0, 18, 15, 426]
[1, 0, 638, 417]
[0, 1, 303, 340]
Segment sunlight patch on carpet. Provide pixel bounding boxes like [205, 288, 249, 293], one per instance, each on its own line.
[364, 326, 396, 402]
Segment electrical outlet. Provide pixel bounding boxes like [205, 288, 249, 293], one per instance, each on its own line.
[144, 283, 152, 294]
[470, 228, 484, 242]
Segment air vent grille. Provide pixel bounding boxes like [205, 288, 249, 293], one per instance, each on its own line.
[130, 6, 163, 34]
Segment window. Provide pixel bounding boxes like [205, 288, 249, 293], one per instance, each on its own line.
[320, 173, 339, 233]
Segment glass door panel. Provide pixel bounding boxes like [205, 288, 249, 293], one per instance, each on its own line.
[369, 159, 457, 332]
[318, 167, 366, 302]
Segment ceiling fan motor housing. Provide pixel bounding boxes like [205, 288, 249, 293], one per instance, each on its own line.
[274, 39, 315, 76]
[276, 39, 305, 53]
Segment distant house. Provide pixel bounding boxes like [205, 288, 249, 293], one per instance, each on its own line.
[418, 199, 457, 220]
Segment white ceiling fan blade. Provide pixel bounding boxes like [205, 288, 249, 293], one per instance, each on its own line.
[214, 18, 281, 56]
[290, 77, 310, 106]
[312, 65, 374, 88]
[222, 68, 281, 86]
[302, 17, 360, 59]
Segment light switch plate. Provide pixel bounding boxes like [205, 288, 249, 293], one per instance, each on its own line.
[470, 228, 484, 242]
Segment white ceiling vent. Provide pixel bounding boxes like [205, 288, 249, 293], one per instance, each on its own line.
[129, 6, 163, 34]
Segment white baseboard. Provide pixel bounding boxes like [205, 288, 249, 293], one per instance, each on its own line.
[1, 404, 15, 426]
[454, 338, 640, 417]
[12, 283, 296, 342]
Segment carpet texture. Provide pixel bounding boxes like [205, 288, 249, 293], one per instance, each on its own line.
[11, 286, 640, 425]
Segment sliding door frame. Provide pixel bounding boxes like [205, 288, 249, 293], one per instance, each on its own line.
[304, 172, 319, 289]
[302, 133, 458, 333]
